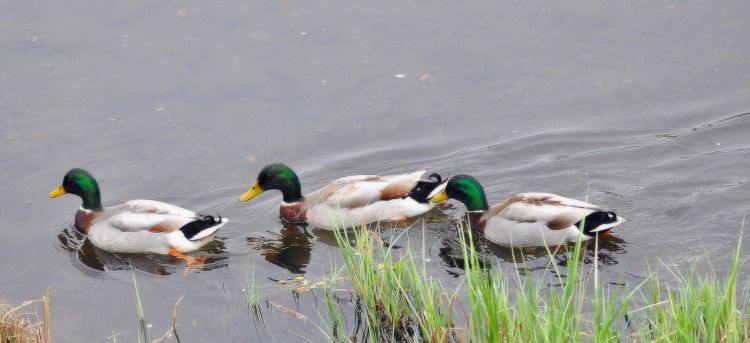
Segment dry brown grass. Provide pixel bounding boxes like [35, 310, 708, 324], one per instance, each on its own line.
[0, 288, 50, 343]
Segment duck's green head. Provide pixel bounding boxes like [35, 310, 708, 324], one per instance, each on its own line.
[240, 163, 303, 203]
[49, 168, 102, 210]
[429, 175, 488, 211]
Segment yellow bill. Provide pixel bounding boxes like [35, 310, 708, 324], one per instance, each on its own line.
[239, 180, 264, 202]
[430, 190, 449, 203]
[49, 185, 66, 198]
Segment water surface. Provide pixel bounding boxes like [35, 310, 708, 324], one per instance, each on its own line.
[2, 2, 750, 341]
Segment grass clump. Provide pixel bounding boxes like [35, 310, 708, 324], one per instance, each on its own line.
[333, 225, 455, 342]
[0, 289, 50, 343]
[130, 268, 148, 343]
[325, 218, 749, 342]
[635, 224, 749, 342]
[244, 264, 262, 318]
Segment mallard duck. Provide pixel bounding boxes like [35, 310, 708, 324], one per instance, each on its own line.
[428, 175, 625, 247]
[239, 163, 442, 229]
[49, 168, 227, 263]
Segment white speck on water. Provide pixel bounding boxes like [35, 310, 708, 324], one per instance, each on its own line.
[425, 259, 431, 262]
[146, 324, 153, 328]
[25, 200, 32, 204]
[321, 80, 327, 84]
[300, 32, 308, 36]
[109, 118, 116, 121]
[155, 106, 166, 112]
[241, 288, 246, 292]
[121, 44, 127, 48]
[395, 73, 406, 78]
[512, 130, 518, 133]
[716, 142, 721, 146]
[321, 28, 327, 32]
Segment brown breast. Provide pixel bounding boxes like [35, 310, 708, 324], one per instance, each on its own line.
[467, 212, 486, 233]
[75, 210, 97, 234]
[280, 204, 307, 224]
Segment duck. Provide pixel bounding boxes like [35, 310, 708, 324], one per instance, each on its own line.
[239, 163, 443, 229]
[49, 168, 227, 263]
[428, 175, 625, 247]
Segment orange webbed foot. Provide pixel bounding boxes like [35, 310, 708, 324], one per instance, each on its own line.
[169, 248, 208, 272]
[382, 217, 410, 228]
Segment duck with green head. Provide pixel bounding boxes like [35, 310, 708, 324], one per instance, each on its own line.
[239, 163, 443, 229]
[428, 175, 625, 247]
[50, 168, 227, 264]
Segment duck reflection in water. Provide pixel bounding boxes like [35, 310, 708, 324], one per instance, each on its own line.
[438, 224, 628, 277]
[57, 226, 228, 276]
[247, 223, 313, 274]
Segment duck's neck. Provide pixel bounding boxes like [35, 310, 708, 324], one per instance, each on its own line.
[274, 169, 302, 204]
[79, 184, 102, 211]
[463, 194, 489, 212]
[280, 182, 303, 203]
[82, 195, 101, 211]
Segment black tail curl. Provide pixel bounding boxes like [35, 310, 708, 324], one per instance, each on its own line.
[427, 173, 442, 183]
[407, 172, 444, 203]
[577, 211, 618, 237]
[179, 214, 223, 240]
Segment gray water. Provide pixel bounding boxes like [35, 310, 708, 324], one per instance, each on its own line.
[2, 2, 750, 341]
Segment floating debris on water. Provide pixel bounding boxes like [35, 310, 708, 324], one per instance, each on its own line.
[395, 73, 406, 78]
[273, 275, 338, 292]
[269, 301, 308, 320]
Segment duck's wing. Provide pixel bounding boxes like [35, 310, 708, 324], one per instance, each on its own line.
[103, 200, 199, 233]
[484, 193, 599, 230]
[115, 200, 196, 217]
[305, 170, 426, 209]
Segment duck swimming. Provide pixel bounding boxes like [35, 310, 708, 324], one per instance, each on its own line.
[239, 163, 442, 229]
[49, 168, 227, 263]
[429, 175, 625, 247]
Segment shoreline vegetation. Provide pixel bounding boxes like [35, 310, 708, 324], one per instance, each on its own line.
[6, 220, 748, 342]
[316, 219, 749, 342]
[0, 289, 50, 343]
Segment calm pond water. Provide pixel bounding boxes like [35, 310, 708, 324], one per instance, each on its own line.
[2, 2, 750, 342]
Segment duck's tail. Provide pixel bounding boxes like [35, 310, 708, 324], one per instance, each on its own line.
[578, 211, 625, 237]
[407, 173, 443, 203]
[180, 214, 228, 241]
